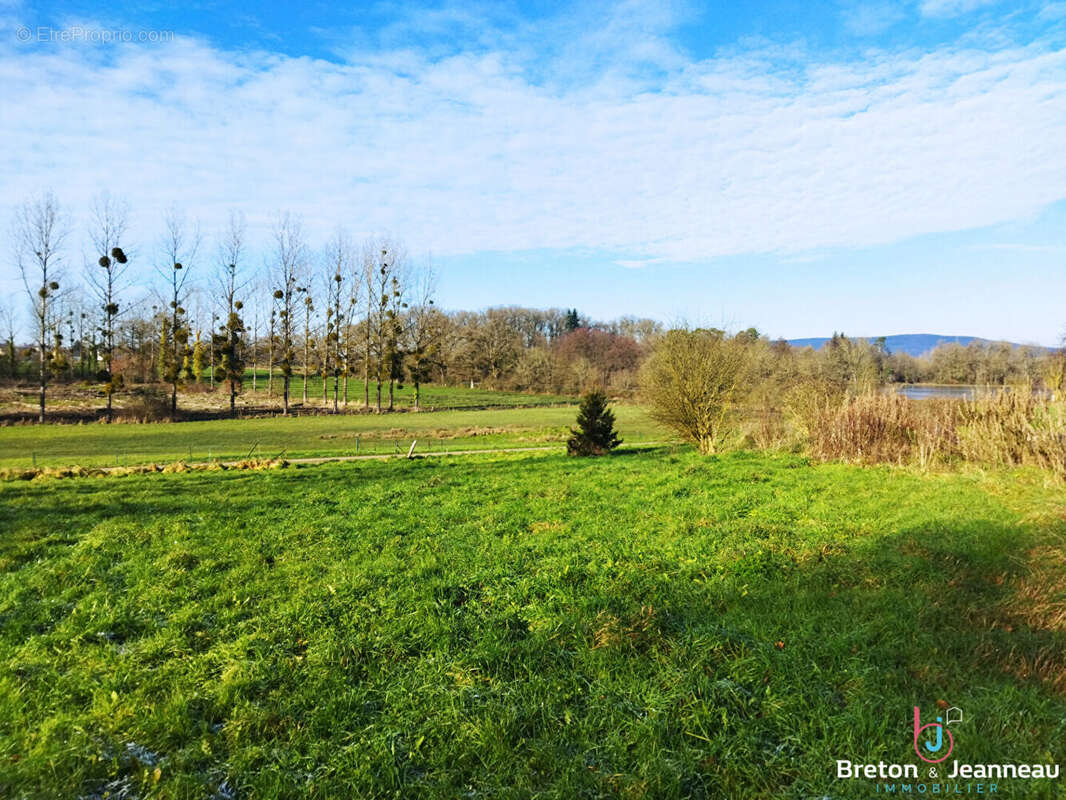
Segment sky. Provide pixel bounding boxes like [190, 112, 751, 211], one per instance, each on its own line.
[1, 0, 1065, 344]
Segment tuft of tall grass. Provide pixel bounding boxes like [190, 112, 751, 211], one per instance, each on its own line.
[956, 388, 1066, 475]
[791, 386, 1066, 477]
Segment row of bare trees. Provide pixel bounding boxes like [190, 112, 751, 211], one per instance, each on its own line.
[7, 191, 452, 421]
[7, 192, 675, 423]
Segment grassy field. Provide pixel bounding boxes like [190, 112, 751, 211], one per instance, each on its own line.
[0, 376, 574, 421]
[1, 450, 1064, 798]
[238, 373, 576, 410]
[0, 405, 667, 469]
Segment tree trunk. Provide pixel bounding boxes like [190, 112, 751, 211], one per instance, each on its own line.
[388, 379, 394, 411]
[414, 381, 420, 411]
[38, 337, 46, 424]
[283, 374, 290, 415]
[363, 350, 370, 409]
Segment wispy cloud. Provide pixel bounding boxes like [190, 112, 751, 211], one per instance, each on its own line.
[919, 0, 1000, 19]
[0, 4, 1064, 267]
[615, 257, 670, 269]
[969, 242, 1066, 253]
[841, 2, 907, 36]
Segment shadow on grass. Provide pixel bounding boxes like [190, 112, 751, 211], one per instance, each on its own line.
[2, 453, 1064, 799]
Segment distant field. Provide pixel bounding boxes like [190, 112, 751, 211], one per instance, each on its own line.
[0, 377, 575, 421]
[1, 451, 1063, 797]
[0, 404, 667, 469]
[240, 372, 574, 410]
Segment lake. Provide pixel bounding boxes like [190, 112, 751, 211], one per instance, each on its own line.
[893, 385, 1051, 400]
[895, 385, 980, 400]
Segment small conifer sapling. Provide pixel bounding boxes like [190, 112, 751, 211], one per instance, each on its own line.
[567, 390, 622, 456]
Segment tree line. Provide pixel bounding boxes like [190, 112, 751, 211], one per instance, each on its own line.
[641, 328, 1066, 456]
[3, 192, 663, 422]
[6, 193, 1061, 424]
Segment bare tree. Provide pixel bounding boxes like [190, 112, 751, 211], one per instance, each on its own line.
[215, 210, 248, 417]
[86, 192, 130, 422]
[0, 300, 18, 379]
[323, 229, 358, 412]
[268, 306, 276, 397]
[156, 207, 201, 415]
[13, 192, 69, 423]
[271, 212, 306, 415]
[365, 239, 407, 412]
[360, 243, 377, 410]
[404, 262, 441, 411]
[297, 278, 314, 406]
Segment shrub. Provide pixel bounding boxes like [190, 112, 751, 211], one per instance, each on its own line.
[118, 387, 171, 422]
[567, 390, 622, 456]
[794, 386, 1066, 477]
[640, 329, 753, 454]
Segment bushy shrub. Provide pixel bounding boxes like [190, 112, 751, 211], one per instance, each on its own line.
[639, 329, 753, 454]
[118, 388, 171, 422]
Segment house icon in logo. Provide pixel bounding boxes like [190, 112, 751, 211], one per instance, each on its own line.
[946, 706, 963, 726]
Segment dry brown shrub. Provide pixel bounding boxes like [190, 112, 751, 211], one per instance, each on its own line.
[791, 385, 1066, 477]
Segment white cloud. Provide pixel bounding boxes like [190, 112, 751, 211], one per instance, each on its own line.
[1038, 2, 1066, 19]
[615, 257, 669, 268]
[919, 0, 999, 18]
[841, 2, 907, 36]
[0, 18, 1065, 270]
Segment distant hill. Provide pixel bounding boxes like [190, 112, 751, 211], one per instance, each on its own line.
[785, 334, 1043, 358]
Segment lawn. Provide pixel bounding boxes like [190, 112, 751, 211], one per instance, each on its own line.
[1, 450, 1063, 798]
[0, 405, 666, 469]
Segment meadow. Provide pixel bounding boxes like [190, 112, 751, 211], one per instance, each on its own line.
[0, 405, 665, 469]
[0, 377, 576, 424]
[1, 448, 1064, 798]
[236, 373, 577, 411]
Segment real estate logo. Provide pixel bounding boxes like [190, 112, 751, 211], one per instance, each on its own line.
[913, 705, 955, 763]
[835, 704, 1060, 792]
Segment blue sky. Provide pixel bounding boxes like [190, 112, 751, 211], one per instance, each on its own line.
[2, 0, 1065, 343]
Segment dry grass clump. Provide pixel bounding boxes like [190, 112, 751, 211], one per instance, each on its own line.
[0, 458, 289, 482]
[589, 606, 661, 652]
[955, 390, 1066, 474]
[791, 386, 1066, 477]
[116, 388, 172, 422]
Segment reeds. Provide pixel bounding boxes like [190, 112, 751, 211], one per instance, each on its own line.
[790, 386, 1066, 477]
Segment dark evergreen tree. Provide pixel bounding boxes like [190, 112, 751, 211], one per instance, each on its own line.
[564, 308, 581, 332]
[567, 390, 622, 456]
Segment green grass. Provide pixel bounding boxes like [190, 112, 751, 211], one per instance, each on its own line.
[1, 450, 1064, 798]
[0, 405, 666, 469]
[238, 372, 574, 410]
